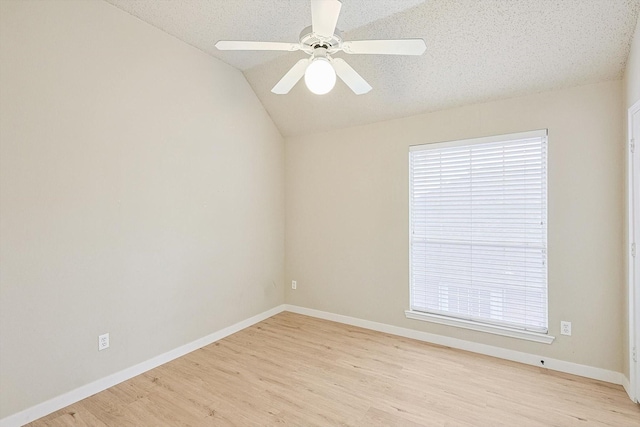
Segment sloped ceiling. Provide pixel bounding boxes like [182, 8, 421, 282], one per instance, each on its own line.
[105, 0, 640, 137]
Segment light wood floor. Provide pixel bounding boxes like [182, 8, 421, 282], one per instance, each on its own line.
[30, 312, 640, 426]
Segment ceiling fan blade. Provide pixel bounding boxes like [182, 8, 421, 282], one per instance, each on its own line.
[331, 58, 371, 95]
[311, 0, 342, 39]
[271, 59, 310, 94]
[342, 39, 426, 55]
[215, 41, 300, 51]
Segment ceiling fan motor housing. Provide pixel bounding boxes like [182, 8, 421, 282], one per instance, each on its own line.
[299, 26, 343, 55]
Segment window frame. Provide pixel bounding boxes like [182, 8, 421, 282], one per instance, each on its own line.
[405, 130, 554, 344]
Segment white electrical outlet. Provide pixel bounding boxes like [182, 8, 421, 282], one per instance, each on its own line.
[98, 333, 110, 351]
[291, 280, 297, 290]
[560, 321, 571, 336]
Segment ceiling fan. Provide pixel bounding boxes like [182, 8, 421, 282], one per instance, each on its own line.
[215, 0, 426, 95]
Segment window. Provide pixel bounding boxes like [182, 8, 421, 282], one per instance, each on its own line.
[407, 130, 549, 342]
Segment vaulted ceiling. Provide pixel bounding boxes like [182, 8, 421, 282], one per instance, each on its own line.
[105, 0, 640, 137]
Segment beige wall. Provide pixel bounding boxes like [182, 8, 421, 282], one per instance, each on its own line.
[285, 80, 624, 372]
[623, 15, 640, 382]
[0, 0, 284, 418]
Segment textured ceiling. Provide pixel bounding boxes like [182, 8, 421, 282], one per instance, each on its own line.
[105, 0, 640, 137]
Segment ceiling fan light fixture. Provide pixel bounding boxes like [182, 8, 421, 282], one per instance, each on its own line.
[304, 57, 336, 95]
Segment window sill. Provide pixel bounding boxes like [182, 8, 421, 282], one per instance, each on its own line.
[404, 310, 555, 344]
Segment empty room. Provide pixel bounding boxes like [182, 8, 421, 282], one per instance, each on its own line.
[2, 0, 640, 425]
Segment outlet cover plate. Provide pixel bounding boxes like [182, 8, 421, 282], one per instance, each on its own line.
[560, 321, 571, 336]
[98, 333, 110, 351]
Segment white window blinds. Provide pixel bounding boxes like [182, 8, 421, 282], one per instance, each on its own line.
[409, 130, 548, 333]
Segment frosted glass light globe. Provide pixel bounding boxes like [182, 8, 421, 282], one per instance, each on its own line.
[304, 58, 336, 95]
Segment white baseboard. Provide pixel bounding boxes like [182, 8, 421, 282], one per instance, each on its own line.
[284, 305, 625, 387]
[621, 374, 637, 403]
[0, 304, 286, 427]
[622, 375, 631, 397]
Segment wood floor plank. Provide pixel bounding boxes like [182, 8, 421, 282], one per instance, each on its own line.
[28, 312, 640, 426]
[26, 403, 109, 427]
